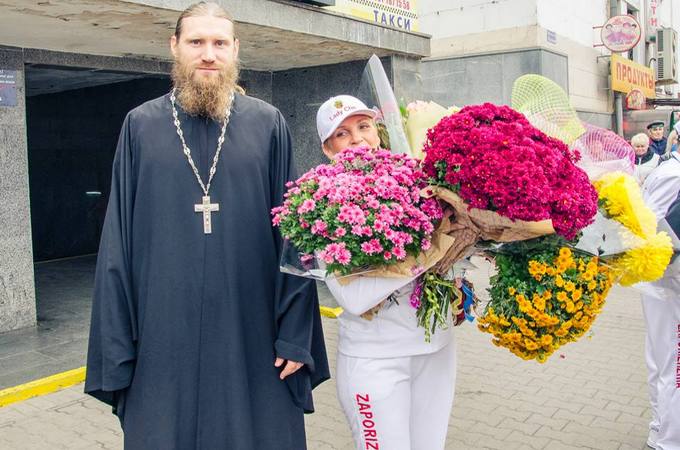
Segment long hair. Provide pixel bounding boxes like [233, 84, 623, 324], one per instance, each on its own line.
[174, 2, 236, 38]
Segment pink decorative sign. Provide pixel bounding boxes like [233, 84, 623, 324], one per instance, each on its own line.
[601, 15, 642, 53]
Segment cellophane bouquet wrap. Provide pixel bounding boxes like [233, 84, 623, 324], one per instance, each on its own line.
[564, 120, 672, 286]
[402, 100, 459, 160]
[272, 147, 448, 280]
[571, 123, 635, 179]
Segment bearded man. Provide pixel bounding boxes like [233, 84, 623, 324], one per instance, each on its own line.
[84, 3, 329, 449]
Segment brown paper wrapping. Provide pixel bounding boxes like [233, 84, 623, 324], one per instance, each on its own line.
[429, 186, 555, 273]
[336, 216, 457, 286]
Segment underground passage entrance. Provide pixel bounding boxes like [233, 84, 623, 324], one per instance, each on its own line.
[25, 64, 169, 333]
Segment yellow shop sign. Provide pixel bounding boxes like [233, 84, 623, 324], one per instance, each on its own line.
[611, 53, 656, 98]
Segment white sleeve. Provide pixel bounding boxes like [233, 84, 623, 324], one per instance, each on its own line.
[643, 169, 680, 222]
[325, 275, 416, 316]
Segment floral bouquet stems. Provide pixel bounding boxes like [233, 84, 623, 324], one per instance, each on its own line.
[411, 272, 454, 342]
[410, 270, 477, 342]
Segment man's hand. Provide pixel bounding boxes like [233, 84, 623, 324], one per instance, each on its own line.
[274, 357, 303, 380]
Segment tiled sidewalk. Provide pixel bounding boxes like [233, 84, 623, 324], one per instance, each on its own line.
[0, 268, 652, 449]
[0, 256, 338, 390]
[0, 256, 94, 390]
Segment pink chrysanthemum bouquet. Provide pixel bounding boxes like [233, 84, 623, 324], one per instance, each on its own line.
[422, 103, 598, 240]
[272, 147, 443, 276]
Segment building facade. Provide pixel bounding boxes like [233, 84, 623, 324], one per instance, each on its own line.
[417, 0, 680, 130]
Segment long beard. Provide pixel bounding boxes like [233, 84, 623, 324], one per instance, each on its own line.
[171, 60, 239, 121]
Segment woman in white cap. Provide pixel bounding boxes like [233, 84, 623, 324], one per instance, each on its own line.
[316, 95, 457, 450]
[316, 95, 384, 157]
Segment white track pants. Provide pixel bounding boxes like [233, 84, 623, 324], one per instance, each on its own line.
[336, 342, 456, 450]
[641, 292, 680, 450]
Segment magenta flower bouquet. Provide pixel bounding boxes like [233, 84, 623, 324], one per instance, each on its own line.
[422, 103, 598, 239]
[272, 147, 443, 277]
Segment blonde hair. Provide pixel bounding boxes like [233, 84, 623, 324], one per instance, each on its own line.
[376, 122, 390, 149]
[174, 2, 236, 38]
[631, 133, 650, 147]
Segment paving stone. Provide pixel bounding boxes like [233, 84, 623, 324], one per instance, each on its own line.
[0, 268, 653, 449]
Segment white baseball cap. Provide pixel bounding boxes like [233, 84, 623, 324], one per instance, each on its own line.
[316, 95, 377, 142]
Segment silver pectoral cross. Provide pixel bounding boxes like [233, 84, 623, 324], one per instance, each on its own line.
[195, 195, 219, 234]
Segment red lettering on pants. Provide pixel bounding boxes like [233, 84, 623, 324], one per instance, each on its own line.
[355, 393, 379, 449]
[677, 324, 680, 389]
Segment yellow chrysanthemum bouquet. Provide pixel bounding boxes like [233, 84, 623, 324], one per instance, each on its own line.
[584, 172, 673, 285]
[478, 236, 613, 362]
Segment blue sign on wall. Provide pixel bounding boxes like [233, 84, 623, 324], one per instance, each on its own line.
[0, 70, 17, 107]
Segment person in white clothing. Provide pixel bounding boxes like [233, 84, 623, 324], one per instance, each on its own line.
[632, 133, 660, 184]
[641, 153, 680, 449]
[316, 95, 457, 450]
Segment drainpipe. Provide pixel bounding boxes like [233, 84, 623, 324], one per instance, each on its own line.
[611, 0, 624, 134]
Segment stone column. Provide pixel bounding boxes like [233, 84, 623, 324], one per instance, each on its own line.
[390, 54, 424, 104]
[271, 59, 369, 173]
[0, 48, 37, 332]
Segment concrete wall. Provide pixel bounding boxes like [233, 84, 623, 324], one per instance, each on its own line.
[421, 48, 614, 128]
[421, 49, 568, 108]
[241, 70, 273, 105]
[390, 55, 424, 104]
[535, 29, 611, 115]
[577, 110, 613, 130]
[534, 0, 610, 115]
[419, 0, 537, 39]
[419, 0, 608, 54]
[429, 27, 611, 115]
[536, 0, 608, 48]
[271, 58, 394, 173]
[0, 48, 37, 332]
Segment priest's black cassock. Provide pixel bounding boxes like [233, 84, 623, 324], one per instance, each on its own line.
[85, 92, 330, 449]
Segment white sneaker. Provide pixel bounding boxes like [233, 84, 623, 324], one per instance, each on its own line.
[647, 428, 659, 449]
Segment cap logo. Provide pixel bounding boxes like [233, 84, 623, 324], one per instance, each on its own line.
[334, 100, 343, 109]
[328, 104, 358, 123]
